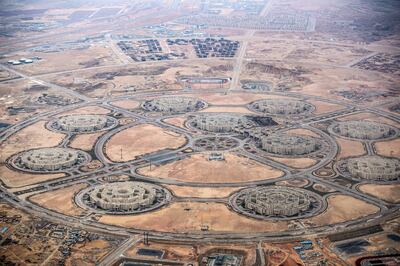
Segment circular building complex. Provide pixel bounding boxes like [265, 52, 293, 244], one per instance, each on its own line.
[48, 114, 118, 133]
[337, 155, 400, 182]
[76, 182, 171, 214]
[141, 96, 207, 114]
[10, 147, 90, 172]
[248, 99, 315, 117]
[328, 120, 398, 141]
[259, 134, 322, 156]
[188, 113, 256, 133]
[230, 186, 324, 220]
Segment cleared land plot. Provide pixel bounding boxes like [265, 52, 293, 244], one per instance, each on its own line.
[267, 156, 317, 169]
[359, 184, 400, 204]
[336, 138, 366, 159]
[166, 185, 241, 198]
[310, 194, 379, 225]
[7, 44, 119, 75]
[0, 121, 65, 161]
[162, 116, 187, 129]
[138, 153, 283, 183]
[246, 40, 371, 66]
[374, 138, 400, 158]
[68, 132, 103, 151]
[110, 99, 140, 109]
[105, 124, 187, 162]
[59, 106, 111, 115]
[30, 183, 87, 216]
[0, 165, 64, 188]
[99, 202, 288, 233]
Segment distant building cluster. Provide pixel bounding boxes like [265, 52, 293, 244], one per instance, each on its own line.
[191, 114, 254, 133]
[353, 53, 400, 75]
[11, 147, 89, 172]
[117, 39, 185, 62]
[48, 114, 118, 133]
[249, 99, 315, 116]
[177, 12, 316, 32]
[7, 56, 41, 65]
[329, 120, 397, 140]
[168, 38, 239, 58]
[347, 156, 400, 181]
[89, 182, 157, 211]
[78, 182, 171, 214]
[260, 134, 321, 156]
[141, 96, 207, 114]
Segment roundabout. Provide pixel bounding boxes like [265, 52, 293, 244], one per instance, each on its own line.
[193, 136, 240, 151]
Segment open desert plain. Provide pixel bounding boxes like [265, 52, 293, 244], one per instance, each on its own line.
[0, 0, 399, 265]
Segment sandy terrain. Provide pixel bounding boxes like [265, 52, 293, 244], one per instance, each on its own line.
[110, 99, 140, 109]
[359, 184, 400, 204]
[285, 128, 320, 137]
[9, 44, 120, 75]
[246, 39, 371, 66]
[166, 185, 241, 198]
[99, 202, 288, 233]
[0, 121, 65, 161]
[59, 106, 111, 115]
[68, 132, 103, 151]
[338, 112, 400, 127]
[293, 67, 397, 106]
[336, 138, 366, 159]
[308, 100, 344, 114]
[268, 156, 317, 169]
[374, 138, 400, 157]
[30, 183, 87, 216]
[162, 116, 187, 129]
[310, 194, 379, 225]
[138, 153, 284, 183]
[0, 165, 65, 188]
[105, 124, 187, 162]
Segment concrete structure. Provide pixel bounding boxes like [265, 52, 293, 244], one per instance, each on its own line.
[329, 120, 398, 140]
[347, 156, 400, 181]
[260, 134, 321, 155]
[249, 99, 315, 116]
[230, 186, 324, 220]
[89, 182, 156, 211]
[49, 114, 117, 133]
[141, 96, 206, 114]
[190, 114, 254, 133]
[244, 186, 311, 216]
[77, 182, 171, 214]
[12, 147, 89, 171]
